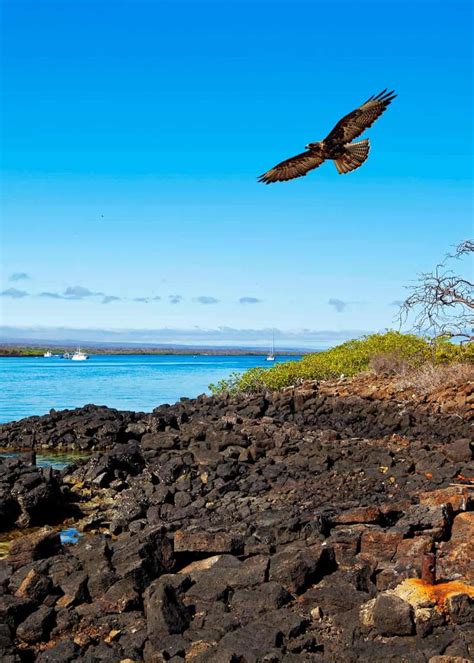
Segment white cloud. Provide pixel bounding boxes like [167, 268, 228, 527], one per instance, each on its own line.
[239, 297, 261, 305]
[1, 288, 29, 299]
[0, 325, 371, 349]
[195, 296, 219, 304]
[9, 273, 30, 282]
[328, 298, 347, 313]
[63, 285, 102, 298]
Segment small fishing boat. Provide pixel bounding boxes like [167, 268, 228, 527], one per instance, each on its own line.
[43, 351, 53, 358]
[71, 348, 89, 361]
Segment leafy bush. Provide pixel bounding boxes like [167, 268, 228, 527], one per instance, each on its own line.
[209, 331, 472, 395]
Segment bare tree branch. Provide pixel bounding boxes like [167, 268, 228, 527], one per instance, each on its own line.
[452, 239, 474, 259]
[398, 239, 474, 341]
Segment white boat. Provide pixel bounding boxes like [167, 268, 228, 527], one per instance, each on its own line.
[71, 347, 89, 361]
[43, 351, 53, 358]
[266, 331, 276, 362]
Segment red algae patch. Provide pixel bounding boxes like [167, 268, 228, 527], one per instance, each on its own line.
[393, 578, 474, 613]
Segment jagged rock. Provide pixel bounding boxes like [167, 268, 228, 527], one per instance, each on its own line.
[228, 555, 269, 588]
[419, 486, 473, 512]
[111, 527, 174, 591]
[372, 593, 414, 636]
[0, 404, 141, 451]
[360, 529, 404, 563]
[0, 376, 472, 660]
[56, 571, 89, 608]
[391, 504, 453, 540]
[230, 581, 292, 617]
[144, 575, 190, 644]
[173, 529, 244, 555]
[100, 577, 140, 613]
[0, 620, 13, 648]
[16, 605, 55, 643]
[333, 505, 381, 525]
[0, 595, 34, 629]
[437, 512, 474, 581]
[184, 557, 239, 605]
[86, 441, 145, 488]
[393, 535, 433, 579]
[36, 640, 81, 662]
[446, 593, 474, 625]
[444, 438, 472, 463]
[327, 525, 366, 565]
[268, 543, 333, 594]
[0, 457, 63, 530]
[73, 534, 116, 599]
[213, 621, 283, 662]
[15, 569, 52, 604]
[7, 528, 62, 570]
[300, 573, 368, 616]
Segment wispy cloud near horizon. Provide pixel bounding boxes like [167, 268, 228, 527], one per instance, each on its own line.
[39, 292, 63, 299]
[0, 324, 372, 349]
[1, 288, 29, 299]
[9, 273, 30, 283]
[239, 297, 261, 305]
[195, 296, 219, 305]
[63, 286, 103, 299]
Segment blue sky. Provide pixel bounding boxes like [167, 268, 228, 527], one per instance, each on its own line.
[1, 0, 472, 347]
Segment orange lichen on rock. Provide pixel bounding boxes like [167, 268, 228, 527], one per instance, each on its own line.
[393, 578, 474, 614]
[456, 475, 474, 484]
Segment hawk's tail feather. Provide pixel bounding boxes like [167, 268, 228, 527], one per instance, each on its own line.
[334, 139, 370, 174]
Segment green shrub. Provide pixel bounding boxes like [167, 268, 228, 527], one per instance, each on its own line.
[209, 331, 472, 395]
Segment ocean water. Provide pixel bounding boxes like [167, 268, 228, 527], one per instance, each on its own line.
[0, 354, 300, 424]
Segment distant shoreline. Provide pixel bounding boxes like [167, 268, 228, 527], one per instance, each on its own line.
[0, 344, 306, 358]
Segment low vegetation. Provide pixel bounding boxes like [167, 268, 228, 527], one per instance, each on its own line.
[209, 331, 473, 394]
[393, 362, 474, 396]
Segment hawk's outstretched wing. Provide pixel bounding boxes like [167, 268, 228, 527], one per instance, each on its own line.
[324, 89, 396, 146]
[258, 150, 325, 184]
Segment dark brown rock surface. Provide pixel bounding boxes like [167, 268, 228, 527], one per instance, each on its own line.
[0, 376, 472, 661]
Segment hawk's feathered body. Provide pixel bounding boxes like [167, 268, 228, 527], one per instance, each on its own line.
[258, 89, 396, 184]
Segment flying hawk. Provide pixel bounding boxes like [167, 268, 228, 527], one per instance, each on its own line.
[258, 89, 396, 184]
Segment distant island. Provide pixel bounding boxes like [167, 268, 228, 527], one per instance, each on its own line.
[0, 342, 306, 357]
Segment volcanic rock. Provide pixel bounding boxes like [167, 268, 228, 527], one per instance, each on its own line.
[0, 374, 472, 661]
[372, 593, 414, 636]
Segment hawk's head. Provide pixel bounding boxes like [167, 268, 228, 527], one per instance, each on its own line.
[306, 141, 322, 151]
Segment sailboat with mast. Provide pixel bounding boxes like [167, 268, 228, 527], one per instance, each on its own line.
[266, 330, 276, 362]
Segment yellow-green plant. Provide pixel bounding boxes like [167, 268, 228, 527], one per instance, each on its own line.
[209, 331, 472, 395]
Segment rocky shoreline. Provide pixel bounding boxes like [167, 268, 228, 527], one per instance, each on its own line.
[0, 375, 472, 662]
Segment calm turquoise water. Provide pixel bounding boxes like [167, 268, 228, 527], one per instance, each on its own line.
[0, 354, 300, 424]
